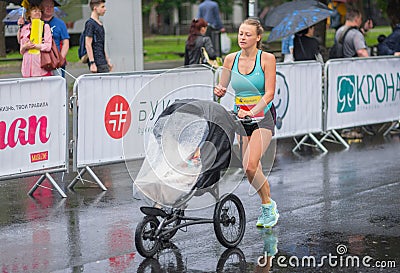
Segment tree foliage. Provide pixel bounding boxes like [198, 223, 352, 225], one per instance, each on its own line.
[0, 1, 6, 57]
[384, 0, 400, 28]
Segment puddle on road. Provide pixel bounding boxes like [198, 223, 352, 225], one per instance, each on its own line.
[58, 230, 396, 273]
[132, 231, 399, 273]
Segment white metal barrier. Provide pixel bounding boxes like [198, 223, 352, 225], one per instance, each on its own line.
[218, 61, 326, 152]
[0, 76, 68, 197]
[69, 67, 215, 190]
[2, 58, 398, 197]
[275, 61, 326, 152]
[323, 56, 400, 147]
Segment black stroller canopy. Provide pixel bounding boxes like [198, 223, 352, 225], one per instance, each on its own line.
[135, 99, 238, 207]
[155, 99, 237, 189]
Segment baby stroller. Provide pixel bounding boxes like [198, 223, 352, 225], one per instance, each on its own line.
[134, 99, 246, 258]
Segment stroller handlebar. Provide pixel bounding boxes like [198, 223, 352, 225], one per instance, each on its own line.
[229, 111, 263, 125]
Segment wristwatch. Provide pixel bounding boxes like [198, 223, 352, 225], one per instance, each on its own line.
[89, 61, 95, 65]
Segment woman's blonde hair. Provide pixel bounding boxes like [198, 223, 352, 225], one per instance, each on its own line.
[241, 18, 264, 49]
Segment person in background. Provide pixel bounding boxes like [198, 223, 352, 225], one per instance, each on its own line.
[377, 20, 400, 135]
[214, 19, 279, 229]
[85, 0, 113, 73]
[40, 0, 69, 77]
[335, 7, 373, 58]
[293, 26, 320, 61]
[336, 8, 375, 138]
[327, 0, 347, 30]
[281, 34, 294, 62]
[197, 0, 225, 57]
[19, 4, 52, 77]
[377, 19, 400, 56]
[184, 18, 217, 65]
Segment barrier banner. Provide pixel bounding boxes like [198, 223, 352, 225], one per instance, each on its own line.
[0, 77, 67, 178]
[76, 67, 214, 168]
[325, 57, 400, 131]
[219, 61, 323, 138]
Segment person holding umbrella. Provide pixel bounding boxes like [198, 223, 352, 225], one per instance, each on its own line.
[293, 25, 321, 61]
[19, 2, 52, 77]
[214, 18, 279, 228]
[17, 0, 69, 77]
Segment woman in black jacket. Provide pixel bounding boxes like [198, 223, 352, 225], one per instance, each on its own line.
[184, 18, 217, 65]
[293, 25, 320, 61]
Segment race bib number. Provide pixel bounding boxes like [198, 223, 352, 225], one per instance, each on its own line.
[235, 96, 264, 118]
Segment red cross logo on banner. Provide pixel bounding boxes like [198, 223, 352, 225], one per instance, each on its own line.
[104, 95, 131, 139]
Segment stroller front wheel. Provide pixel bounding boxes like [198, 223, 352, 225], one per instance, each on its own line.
[213, 193, 246, 248]
[135, 215, 161, 257]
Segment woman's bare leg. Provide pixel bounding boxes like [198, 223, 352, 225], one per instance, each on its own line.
[240, 128, 272, 203]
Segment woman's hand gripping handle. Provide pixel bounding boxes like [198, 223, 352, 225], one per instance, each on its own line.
[214, 84, 227, 98]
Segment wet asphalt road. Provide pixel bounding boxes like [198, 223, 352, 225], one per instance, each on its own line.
[0, 132, 399, 273]
[1, 61, 399, 272]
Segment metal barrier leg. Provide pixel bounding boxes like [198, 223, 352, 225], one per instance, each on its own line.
[85, 166, 107, 191]
[68, 167, 87, 190]
[68, 166, 107, 191]
[331, 129, 350, 149]
[308, 133, 328, 153]
[319, 130, 350, 150]
[382, 121, 399, 136]
[28, 173, 67, 198]
[28, 174, 45, 196]
[292, 133, 327, 153]
[292, 135, 308, 152]
[319, 131, 332, 143]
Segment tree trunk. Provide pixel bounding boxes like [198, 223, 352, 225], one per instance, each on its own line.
[242, 0, 248, 19]
[387, 0, 400, 29]
[315, 0, 328, 48]
[142, 0, 153, 36]
[0, 1, 7, 57]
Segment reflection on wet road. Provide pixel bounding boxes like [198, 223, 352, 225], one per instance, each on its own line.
[0, 135, 399, 272]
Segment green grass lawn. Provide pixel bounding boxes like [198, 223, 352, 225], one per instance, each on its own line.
[139, 26, 391, 62]
[2, 26, 392, 65]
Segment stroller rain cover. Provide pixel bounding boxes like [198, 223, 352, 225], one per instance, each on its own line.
[134, 99, 237, 207]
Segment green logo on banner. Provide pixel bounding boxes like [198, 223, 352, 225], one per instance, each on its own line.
[337, 76, 356, 113]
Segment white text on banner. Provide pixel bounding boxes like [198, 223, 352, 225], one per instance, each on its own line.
[325, 57, 400, 131]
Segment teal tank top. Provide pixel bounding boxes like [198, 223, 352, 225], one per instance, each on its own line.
[231, 50, 272, 115]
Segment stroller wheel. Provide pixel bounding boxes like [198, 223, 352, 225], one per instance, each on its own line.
[213, 194, 246, 248]
[216, 248, 246, 273]
[135, 215, 161, 257]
